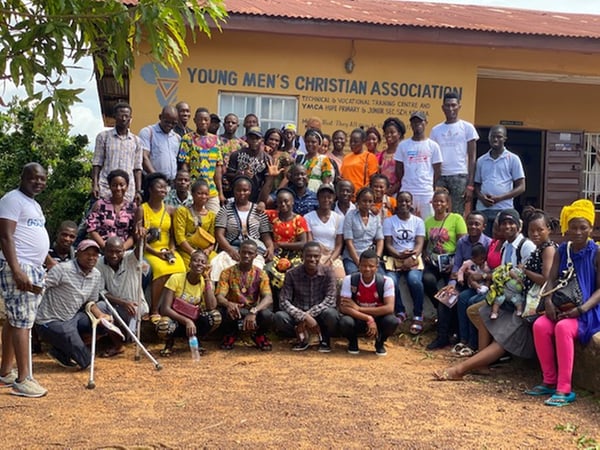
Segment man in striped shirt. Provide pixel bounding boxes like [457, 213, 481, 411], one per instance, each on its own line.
[35, 240, 121, 369]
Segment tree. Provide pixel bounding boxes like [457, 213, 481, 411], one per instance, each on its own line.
[0, 100, 92, 237]
[0, 0, 227, 123]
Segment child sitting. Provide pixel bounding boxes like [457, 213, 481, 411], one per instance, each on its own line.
[456, 243, 490, 295]
[486, 263, 525, 319]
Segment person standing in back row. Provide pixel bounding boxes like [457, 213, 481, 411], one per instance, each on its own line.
[430, 92, 479, 216]
[395, 111, 443, 219]
[474, 125, 526, 236]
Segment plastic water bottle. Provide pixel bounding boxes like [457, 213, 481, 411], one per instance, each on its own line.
[189, 336, 201, 362]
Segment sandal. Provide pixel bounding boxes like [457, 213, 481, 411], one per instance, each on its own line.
[432, 369, 463, 381]
[410, 316, 423, 335]
[220, 335, 237, 350]
[524, 385, 556, 396]
[252, 334, 272, 352]
[490, 312, 498, 320]
[395, 312, 408, 324]
[544, 392, 576, 407]
[99, 347, 125, 358]
[457, 346, 476, 357]
[150, 314, 161, 325]
[159, 347, 173, 357]
[451, 343, 466, 354]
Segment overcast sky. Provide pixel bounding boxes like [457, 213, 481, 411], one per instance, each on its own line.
[1, 0, 599, 143]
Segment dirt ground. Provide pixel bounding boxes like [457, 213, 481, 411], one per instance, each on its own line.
[1, 325, 599, 450]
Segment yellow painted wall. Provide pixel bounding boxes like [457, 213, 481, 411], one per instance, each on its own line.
[129, 30, 600, 136]
[130, 31, 479, 135]
[475, 78, 600, 132]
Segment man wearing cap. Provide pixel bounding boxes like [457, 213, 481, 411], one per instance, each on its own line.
[209, 113, 221, 135]
[35, 240, 122, 369]
[497, 208, 535, 266]
[430, 92, 479, 216]
[139, 105, 181, 184]
[395, 111, 443, 219]
[226, 126, 272, 203]
[474, 125, 526, 236]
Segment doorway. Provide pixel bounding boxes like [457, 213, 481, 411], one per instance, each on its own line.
[475, 127, 544, 213]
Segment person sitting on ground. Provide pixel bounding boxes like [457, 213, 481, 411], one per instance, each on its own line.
[343, 187, 384, 275]
[265, 188, 308, 292]
[164, 169, 193, 208]
[86, 169, 137, 251]
[173, 179, 216, 268]
[136, 172, 186, 322]
[216, 240, 274, 351]
[383, 191, 426, 334]
[526, 199, 600, 407]
[433, 209, 544, 381]
[156, 250, 221, 356]
[370, 174, 396, 221]
[96, 236, 149, 341]
[210, 176, 274, 283]
[35, 240, 123, 368]
[339, 249, 398, 356]
[46, 220, 78, 270]
[305, 184, 345, 281]
[274, 241, 339, 352]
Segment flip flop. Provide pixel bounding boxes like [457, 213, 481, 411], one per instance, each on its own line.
[524, 385, 556, 396]
[432, 369, 463, 381]
[149, 314, 161, 325]
[99, 347, 125, 358]
[545, 392, 576, 407]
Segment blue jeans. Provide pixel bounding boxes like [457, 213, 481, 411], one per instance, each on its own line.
[481, 209, 501, 237]
[386, 269, 424, 317]
[457, 288, 486, 349]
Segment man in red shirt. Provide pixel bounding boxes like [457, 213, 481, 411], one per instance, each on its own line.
[339, 249, 398, 356]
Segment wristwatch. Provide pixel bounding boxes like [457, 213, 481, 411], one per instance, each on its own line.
[249, 307, 258, 315]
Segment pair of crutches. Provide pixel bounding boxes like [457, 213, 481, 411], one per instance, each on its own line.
[85, 244, 162, 389]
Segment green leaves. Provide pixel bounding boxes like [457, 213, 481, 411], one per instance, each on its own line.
[0, 0, 227, 126]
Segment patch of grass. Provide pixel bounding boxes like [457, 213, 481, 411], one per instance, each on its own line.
[555, 423, 599, 449]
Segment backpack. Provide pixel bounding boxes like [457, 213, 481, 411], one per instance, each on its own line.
[350, 273, 386, 304]
[501, 237, 530, 265]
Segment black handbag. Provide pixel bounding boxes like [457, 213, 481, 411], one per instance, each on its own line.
[537, 242, 583, 313]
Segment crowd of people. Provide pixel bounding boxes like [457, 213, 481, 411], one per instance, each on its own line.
[0, 91, 599, 407]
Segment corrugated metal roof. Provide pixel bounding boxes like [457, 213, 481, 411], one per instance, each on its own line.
[121, 0, 600, 39]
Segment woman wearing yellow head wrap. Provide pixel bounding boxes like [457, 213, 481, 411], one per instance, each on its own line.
[527, 198, 600, 406]
[559, 198, 595, 235]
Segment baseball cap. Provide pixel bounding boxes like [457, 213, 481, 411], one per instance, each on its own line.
[246, 126, 263, 138]
[317, 183, 336, 195]
[77, 239, 101, 253]
[410, 111, 427, 121]
[210, 113, 221, 123]
[497, 208, 520, 225]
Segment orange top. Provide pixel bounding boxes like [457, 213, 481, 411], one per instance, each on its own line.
[373, 196, 397, 219]
[340, 150, 379, 192]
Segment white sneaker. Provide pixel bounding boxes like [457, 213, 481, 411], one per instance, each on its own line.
[11, 377, 48, 398]
[0, 369, 17, 388]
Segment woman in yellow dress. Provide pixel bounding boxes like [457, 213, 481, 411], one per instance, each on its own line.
[136, 172, 186, 322]
[173, 179, 217, 267]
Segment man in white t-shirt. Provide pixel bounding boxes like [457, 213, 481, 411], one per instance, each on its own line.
[430, 92, 479, 216]
[0, 163, 50, 398]
[339, 249, 398, 356]
[395, 111, 443, 219]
